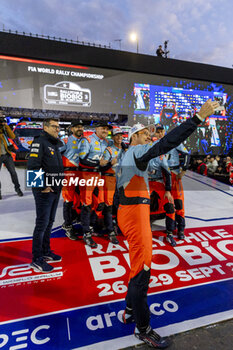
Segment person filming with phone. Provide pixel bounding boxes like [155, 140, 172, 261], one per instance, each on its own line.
[0, 113, 23, 199]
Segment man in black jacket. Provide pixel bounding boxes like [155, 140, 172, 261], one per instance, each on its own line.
[27, 118, 63, 273]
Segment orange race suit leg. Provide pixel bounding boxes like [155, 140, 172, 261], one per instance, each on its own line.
[79, 170, 104, 233]
[62, 158, 80, 227]
[171, 172, 185, 233]
[102, 173, 116, 233]
[149, 180, 175, 233]
[118, 176, 152, 328]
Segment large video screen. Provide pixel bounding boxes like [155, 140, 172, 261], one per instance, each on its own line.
[0, 54, 232, 154]
[134, 83, 229, 154]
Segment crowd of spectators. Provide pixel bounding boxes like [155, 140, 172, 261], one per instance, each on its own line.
[189, 155, 233, 185]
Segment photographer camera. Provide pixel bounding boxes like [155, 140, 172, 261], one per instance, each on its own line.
[156, 44, 164, 57]
[0, 115, 23, 199]
[156, 41, 169, 58]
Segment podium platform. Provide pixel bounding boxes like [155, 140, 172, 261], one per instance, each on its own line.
[0, 169, 233, 349]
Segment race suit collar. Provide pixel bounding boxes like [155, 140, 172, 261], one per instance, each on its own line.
[94, 133, 105, 142]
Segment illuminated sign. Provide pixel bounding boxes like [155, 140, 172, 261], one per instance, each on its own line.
[44, 81, 91, 107]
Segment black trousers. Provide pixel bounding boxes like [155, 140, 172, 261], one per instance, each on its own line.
[126, 269, 151, 330]
[0, 153, 20, 191]
[32, 189, 61, 260]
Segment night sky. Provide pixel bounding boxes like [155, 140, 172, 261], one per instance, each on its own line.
[0, 0, 232, 68]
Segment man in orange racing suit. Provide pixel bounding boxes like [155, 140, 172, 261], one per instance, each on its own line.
[78, 121, 113, 248]
[117, 100, 218, 348]
[61, 120, 84, 240]
[101, 127, 124, 244]
[155, 124, 190, 240]
[148, 151, 176, 247]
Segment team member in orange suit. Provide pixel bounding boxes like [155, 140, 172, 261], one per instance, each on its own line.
[101, 127, 124, 244]
[78, 121, 112, 248]
[155, 124, 190, 240]
[117, 100, 218, 348]
[148, 151, 176, 247]
[60, 120, 84, 240]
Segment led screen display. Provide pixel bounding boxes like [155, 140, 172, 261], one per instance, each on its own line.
[0, 54, 232, 154]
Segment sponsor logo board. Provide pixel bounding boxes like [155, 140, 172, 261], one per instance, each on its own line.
[44, 81, 91, 107]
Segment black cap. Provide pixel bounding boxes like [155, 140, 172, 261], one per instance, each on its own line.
[71, 120, 83, 127]
[112, 127, 124, 136]
[155, 123, 164, 131]
[95, 121, 112, 129]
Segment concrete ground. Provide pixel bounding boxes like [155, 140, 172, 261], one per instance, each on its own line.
[122, 318, 233, 350]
